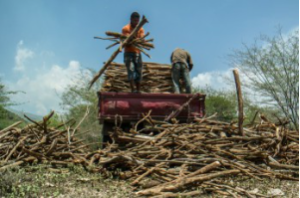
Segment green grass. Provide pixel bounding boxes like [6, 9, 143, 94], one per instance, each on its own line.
[0, 164, 298, 198]
[0, 164, 135, 198]
[0, 107, 27, 130]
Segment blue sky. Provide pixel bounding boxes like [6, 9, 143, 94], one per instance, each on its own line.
[0, 0, 298, 115]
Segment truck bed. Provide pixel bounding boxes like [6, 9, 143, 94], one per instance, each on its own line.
[98, 92, 205, 122]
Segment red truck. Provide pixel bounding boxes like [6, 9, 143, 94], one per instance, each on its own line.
[98, 92, 206, 142]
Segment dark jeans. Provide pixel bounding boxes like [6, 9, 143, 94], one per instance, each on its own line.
[124, 52, 143, 82]
[172, 62, 191, 93]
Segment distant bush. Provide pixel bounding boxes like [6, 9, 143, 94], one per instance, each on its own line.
[193, 86, 281, 124]
[60, 69, 102, 148]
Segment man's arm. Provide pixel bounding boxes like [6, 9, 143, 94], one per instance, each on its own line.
[139, 28, 145, 38]
[187, 51, 193, 71]
[121, 26, 131, 51]
[122, 26, 130, 36]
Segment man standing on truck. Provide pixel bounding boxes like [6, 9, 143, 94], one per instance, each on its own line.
[122, 12, 145, 93]
[170, 48, 194, 93]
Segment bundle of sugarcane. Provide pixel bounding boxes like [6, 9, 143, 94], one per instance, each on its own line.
[101, 62, 175, 93]
[95, 31, 154, 58]
[94, 113, 299, 197]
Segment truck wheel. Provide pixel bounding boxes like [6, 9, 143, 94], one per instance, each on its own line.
[101, 121, 114, 145]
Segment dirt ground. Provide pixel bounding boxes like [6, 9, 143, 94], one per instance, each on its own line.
[0, 165, 298, 198]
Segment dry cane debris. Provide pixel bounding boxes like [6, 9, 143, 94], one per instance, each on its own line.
[0, 111, 298, 197]
[0, 111, 95, 172]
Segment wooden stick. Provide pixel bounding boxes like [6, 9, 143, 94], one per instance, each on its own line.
[131, 32, 150, 43]
[185, 161, 221, 177]
[22, 147, 45, 159]
[233, 69, 244, 136]
[136, 170, 241, 196]
[106, 41, 120, 50]
[0, 121, 22, 134]
[164, 94, 198, 122]
[269, 162, 299, 170]
[24, 114, 43, 128]
[105, 31, 124, 38]
[131, 167, 156, 186]
[46, 138, 58, 156]
[135, 45, 152, 58]
[94, 36, 119, 41]
[0, 161, 24, 171]
[134, 110, 152, 133]
[71, 106, 90, 137]
[4, 136, 28, 162]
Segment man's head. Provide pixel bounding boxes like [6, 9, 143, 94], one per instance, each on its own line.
[130, 12, 140, 28]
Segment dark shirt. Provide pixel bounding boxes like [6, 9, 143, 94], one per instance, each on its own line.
[170, 48, 193, 68]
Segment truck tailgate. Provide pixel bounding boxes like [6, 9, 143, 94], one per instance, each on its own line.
[98, 92, 205, 121]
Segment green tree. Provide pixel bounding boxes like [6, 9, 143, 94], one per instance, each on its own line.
[0, 80, 13, 107]
[193, 86, 281, 124]
[202, 88, 237, 122]
[60, 69, 103, 147]
[0, 79, 24, 129]
[231, 28, 299, 129]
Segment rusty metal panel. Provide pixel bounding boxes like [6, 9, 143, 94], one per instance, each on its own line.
[97, 92, 205, 121]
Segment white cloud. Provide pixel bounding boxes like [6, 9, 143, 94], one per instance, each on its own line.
[191, 68, 267, 103]
[11, 61, 86, 115]
[8, 41, 91, 115]
[191, 69, 234, 90]
[14, 40, 34, 71]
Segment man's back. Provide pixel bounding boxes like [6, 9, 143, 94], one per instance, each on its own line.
[171, 48, 193, 66]
[170, 48, 193, 93]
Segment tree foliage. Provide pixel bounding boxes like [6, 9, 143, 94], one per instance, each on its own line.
[231, 28, 299, 129]
[60, 69, 103, 146]
[0, 79, 24, 129]
[0, 80, 14, 107]
[193, 86, 281, 124]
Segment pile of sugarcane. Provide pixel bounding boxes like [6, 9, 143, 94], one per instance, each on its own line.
[0, 111, 101, 172]
[0, 112, 298, 197]
[101, 62, 176, 93]
[97, 114, 299, 197]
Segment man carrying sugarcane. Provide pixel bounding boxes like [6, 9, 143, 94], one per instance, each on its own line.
[170, 48, 194, 93]
[122, 12, 145, 93]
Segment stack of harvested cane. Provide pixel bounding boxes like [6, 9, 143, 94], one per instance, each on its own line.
[1, 112, 298, 197]
[101, 62, 174, 93]
[97, 113, 299, 197]
[0, 111, 101, 172]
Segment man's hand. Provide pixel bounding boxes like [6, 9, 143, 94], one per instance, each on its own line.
[189, 64, 193, 71]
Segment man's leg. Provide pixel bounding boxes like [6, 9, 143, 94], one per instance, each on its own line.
[182, 64, 192, 93]
[124, 53, 135, 92]
[129, 80, 135, 92]
[134, 54, 143, 93]
[136, 82, 140, 93]
[172, 63, 181, 93]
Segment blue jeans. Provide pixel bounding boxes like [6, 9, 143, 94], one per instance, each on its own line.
[172, 62, 191, 93]
[124, 52, 143, 82]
